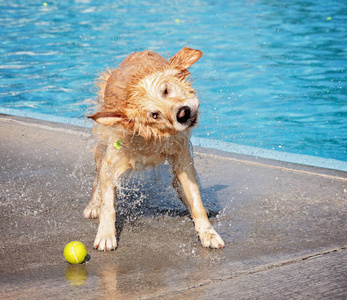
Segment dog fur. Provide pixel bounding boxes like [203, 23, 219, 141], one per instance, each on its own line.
[84, 47, 224, 251]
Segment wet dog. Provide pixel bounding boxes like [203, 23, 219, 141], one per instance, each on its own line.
[84, 47, 224, 251]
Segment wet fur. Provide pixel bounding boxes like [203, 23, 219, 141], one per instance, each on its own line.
[84, 47, 224, 251]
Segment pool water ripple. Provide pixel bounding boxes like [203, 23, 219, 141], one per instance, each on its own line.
[0, 0, 346, 162]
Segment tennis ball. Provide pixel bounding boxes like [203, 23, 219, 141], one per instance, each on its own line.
[64, 241, 88, 264]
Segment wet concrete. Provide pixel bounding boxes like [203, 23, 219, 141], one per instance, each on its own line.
[0, 114, 346, 299]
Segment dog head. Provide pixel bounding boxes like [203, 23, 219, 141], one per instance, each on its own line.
[88, 47, 203, 140]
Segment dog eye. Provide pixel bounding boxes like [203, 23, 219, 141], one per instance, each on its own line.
[151, 112, 160, 119]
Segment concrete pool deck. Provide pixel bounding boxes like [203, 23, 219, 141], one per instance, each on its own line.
[0, 114, 346, 299]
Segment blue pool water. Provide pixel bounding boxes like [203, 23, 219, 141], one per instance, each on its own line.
[1, 1, 346, 164]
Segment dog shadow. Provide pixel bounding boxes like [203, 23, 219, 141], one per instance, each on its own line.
[114, 164, 227, 243]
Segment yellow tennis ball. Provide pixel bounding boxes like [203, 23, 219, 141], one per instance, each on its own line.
[64, 241, 88, 264]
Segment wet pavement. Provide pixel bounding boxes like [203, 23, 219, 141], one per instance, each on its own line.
[0, 114, 346, 299]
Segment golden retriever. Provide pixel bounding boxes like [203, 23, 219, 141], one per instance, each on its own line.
[84, 47, 224, 251]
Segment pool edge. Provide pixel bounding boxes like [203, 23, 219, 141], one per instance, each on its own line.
[1, 111, 346, 174]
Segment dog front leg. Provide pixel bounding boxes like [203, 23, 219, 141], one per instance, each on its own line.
[93, 163, 117, 251]
[93, 147, 131, 251]
[172, 151, 224, 249]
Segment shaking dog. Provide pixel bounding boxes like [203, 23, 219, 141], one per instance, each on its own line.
[84, 47, 224, 251]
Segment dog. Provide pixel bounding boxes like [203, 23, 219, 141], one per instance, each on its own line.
[84, 47, 225, 251]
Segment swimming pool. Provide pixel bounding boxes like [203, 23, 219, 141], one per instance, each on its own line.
[1, 1, 346, 168]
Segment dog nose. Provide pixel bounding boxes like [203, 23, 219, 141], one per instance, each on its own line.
[177, 106, 191, 124]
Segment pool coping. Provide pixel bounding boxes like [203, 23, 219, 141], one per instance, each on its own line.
[1, 110, 346, 175]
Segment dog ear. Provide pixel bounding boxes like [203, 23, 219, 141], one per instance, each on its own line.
[88, 111, 129, 126]
[169, 47, 203, 70]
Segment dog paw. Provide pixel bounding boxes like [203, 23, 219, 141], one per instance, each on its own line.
[83, 205, 100, 219]
[93, 232, 117, 251]
[196, 223, 225, 249]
